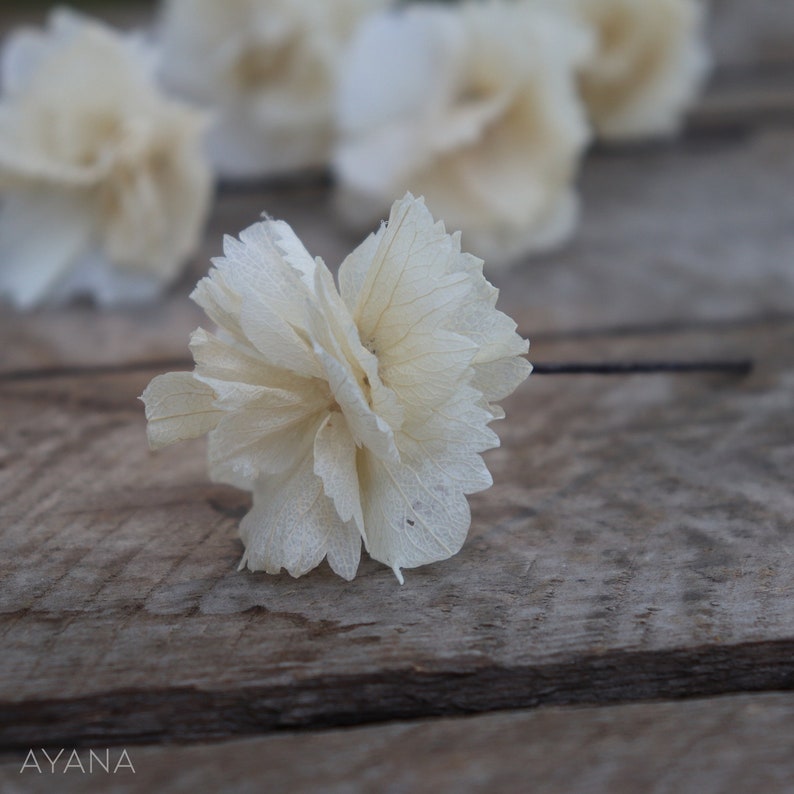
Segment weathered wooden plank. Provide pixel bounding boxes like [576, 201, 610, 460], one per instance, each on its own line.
[709, 0, 794, 69]
[694, 66, 794, 132]
[1, 322, 792, 746]
[0, 0, 792, 759]
[3, 126, 794, 374]
[508, 127, 794, 333]
[3, 692, 794, 794]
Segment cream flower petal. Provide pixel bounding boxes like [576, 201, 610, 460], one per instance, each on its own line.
[334, 0, 592, 267]
[191, 336, 331, 489]
[208, 394, 327, 486]
[312, 259, 404, 432]
[0, 10, 211, 308]
[237, 218, 318, 292]
[205, 221, 325, 379]
[142, 195, 531, 582]
[0, 193, 92, 309]
[352, 221, 471, 342]
[344, 199, 479, 418]
[239, 294, 322, 380]
[335, 6, 466, 192]
[1, 28, 49, 93]
[343, 195, 530, 427]
[304, 267, 399, 463]
[142, 372, 223, 450]
[239, 451, 361, 581]
[189, 327, 309, 395]
[207, 222, 314, 319]
[190, 272, 247, 345]
[314, 413, 365, 537]
[159, 0, 389, 178]
[313, 342, 397, 463]
[401, 384, 501, 473]
[324, 518, 364, 582]
[365, 382, 502, 584]
[358, 449, 473, 585]
[451, 251, 533, 405]
[567, 0, 710, 139]
[49, 252, 170, 307]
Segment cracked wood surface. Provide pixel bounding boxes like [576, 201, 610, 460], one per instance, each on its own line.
[1, 322, 792, 747]
[0, 0, 793, 788]
[3, 692, 794, 794]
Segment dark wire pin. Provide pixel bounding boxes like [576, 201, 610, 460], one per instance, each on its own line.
[0, 357, 754, 383]
[531, 359, 754, 376]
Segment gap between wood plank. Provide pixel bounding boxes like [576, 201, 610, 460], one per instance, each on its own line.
[1, 315, 790, 384]
[1, 638, 792, 752]
[0, 357, 756, 383]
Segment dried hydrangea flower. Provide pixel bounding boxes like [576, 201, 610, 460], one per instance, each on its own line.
[0, 10, 212, 309]
[141, 195, 531, 582]
[158, 0, 388, 178]
[565, 0, 710, 139]
[333, 0, 591, 268]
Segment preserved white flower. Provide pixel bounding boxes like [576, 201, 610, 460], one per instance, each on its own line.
[141, 194, 531, 582]
[333, 0, 592, 268]
[159, 0, 388, 178]
[566, 0, 710, 139]
[0, 10, 212, 309]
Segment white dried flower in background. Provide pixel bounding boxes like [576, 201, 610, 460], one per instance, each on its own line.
[141, 195, 531, 582]
[0, 10, 212, 309]
[333, 0, 592, 269]
[159, 0, 388, 178]
[566, 0, 710, 139]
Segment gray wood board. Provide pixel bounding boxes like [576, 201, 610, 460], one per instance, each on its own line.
[3, 127, 794, 374]
[1, 322, 792, 747]
[1, 0, 793, 761]
[709, 0, 794, 70]
[3, 692, 794, 794]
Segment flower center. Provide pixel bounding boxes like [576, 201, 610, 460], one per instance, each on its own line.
[231, 35, 298, 91]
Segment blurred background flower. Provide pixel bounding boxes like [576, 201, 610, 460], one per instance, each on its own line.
[0, 9, 211, 307]
[333, 0, 593, 268]
[564, 0, 710, 140]
[0, 0, 710, 309]
[158, 0, 390, 179]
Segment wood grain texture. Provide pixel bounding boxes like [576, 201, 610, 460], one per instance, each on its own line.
[3, 128, 794, 374]
[1, 322, 792, 747]
[1, 0, 793, 771]
[709, 0, 794, 69]
[3, 693, 794, 794]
